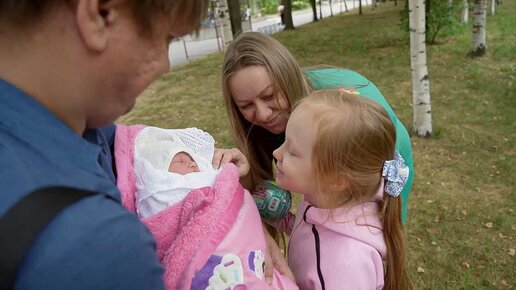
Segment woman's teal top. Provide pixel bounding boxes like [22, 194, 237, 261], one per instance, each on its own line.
[304, 68, 414, 222]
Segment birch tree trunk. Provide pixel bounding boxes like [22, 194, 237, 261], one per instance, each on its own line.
[409, 0, 432, 137]
[218, 0, 233, 48]
[462, 0, 469, 23]
[471, 0, 487, 56]
[491, 0, 495, 15]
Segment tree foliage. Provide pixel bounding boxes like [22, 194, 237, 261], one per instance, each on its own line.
[292, 0, 310, 10]
[255, 0, 310, 15]
[257, 0, 280, 14]
[401, 0, 464, 44]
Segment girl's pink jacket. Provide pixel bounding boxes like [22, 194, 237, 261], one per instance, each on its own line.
[114, 124, 297, 290]
[273, 187, 387, 290]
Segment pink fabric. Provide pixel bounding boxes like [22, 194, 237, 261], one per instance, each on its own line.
[114, 124, 244, 290]
[114, 124, 145, 212]
[285, 188, 387, 290]
[208, 192, 299, 290]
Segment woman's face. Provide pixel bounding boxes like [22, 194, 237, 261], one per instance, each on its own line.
[228, 65, 289, 134]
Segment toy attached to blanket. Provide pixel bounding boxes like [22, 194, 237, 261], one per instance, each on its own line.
[114, 125, 298, 290]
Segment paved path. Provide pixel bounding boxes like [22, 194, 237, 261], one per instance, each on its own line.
[168, 0, 371, 67]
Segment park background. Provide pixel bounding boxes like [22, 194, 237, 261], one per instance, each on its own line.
[119, 1, 515, 288]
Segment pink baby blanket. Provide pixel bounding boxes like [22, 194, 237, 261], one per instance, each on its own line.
[115, 124, 244, 289]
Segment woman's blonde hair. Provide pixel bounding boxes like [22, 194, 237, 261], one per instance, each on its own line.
[299, 90, 412, 290]
[221, 31, 311, 190]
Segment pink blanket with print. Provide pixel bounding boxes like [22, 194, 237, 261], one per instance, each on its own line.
[114, 124, 244, 290]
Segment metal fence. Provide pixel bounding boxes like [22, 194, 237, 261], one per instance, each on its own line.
[169, 0, 371, 67]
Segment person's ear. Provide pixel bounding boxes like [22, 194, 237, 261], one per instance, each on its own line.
[75, 0, 118, 52]
[328, 175, 349, 193]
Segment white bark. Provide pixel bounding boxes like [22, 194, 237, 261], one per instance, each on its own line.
[218, 0, 233, 48]
[462, 0, 469, 23]
[409, 0, 432, 137]
[472, 0, 487, 56]
[491, 0, 495, 15]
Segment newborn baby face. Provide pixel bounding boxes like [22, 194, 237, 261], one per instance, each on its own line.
[168, 151, 200, 175]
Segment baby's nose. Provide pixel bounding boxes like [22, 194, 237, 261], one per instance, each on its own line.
[189, 162, 200, 171]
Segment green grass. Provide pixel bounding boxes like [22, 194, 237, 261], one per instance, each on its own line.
[119, 2, 516, 289]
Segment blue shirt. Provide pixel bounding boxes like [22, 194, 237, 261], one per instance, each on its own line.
[0, 79, 165, 290]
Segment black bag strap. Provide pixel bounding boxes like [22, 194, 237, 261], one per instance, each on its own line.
[0, 187, 96, 290]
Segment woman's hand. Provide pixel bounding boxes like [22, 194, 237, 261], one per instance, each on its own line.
[262, 227, 296, 284]
[212, 148, 250, 177]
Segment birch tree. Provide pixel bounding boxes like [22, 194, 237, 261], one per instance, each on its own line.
[218, 0, 233, 47]
[490, 0, 495, 15]
[409, 0, 432, 137]
[462, 0, 469, 23]
[471, 0, 487, 56]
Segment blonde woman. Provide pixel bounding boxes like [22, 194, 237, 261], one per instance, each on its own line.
[221, 32, 414, 222]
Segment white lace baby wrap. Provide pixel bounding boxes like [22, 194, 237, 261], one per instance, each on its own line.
[134, 126, 220, 218]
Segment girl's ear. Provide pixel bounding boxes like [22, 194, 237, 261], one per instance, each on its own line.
[328, 174, 349, 193]
[320, 176, 349, 208]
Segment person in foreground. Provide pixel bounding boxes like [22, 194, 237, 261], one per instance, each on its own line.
[222, 32, 414, 222]
[0, 0, 208, 289]
[114, 125, 298, 289]
[272, 90, 413, 290]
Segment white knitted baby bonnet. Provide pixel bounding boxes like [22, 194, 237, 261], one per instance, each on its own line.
[134, 126, 219, 218]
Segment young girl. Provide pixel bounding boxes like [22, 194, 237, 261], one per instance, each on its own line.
[272, 90, 412, 290]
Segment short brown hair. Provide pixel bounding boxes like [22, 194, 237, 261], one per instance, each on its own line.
[0, 0, 208, 34]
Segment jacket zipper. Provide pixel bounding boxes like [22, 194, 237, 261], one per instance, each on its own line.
[303, 205, 325, 290]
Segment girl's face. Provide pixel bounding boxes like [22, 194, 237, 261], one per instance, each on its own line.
[228, 65, 289, 134]
[273, 104, 319, 204]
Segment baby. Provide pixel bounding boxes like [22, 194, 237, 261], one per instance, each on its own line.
[115, 125, 298, 290]
[168, 151, 199, 175]
[135, 128, 220, 218]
